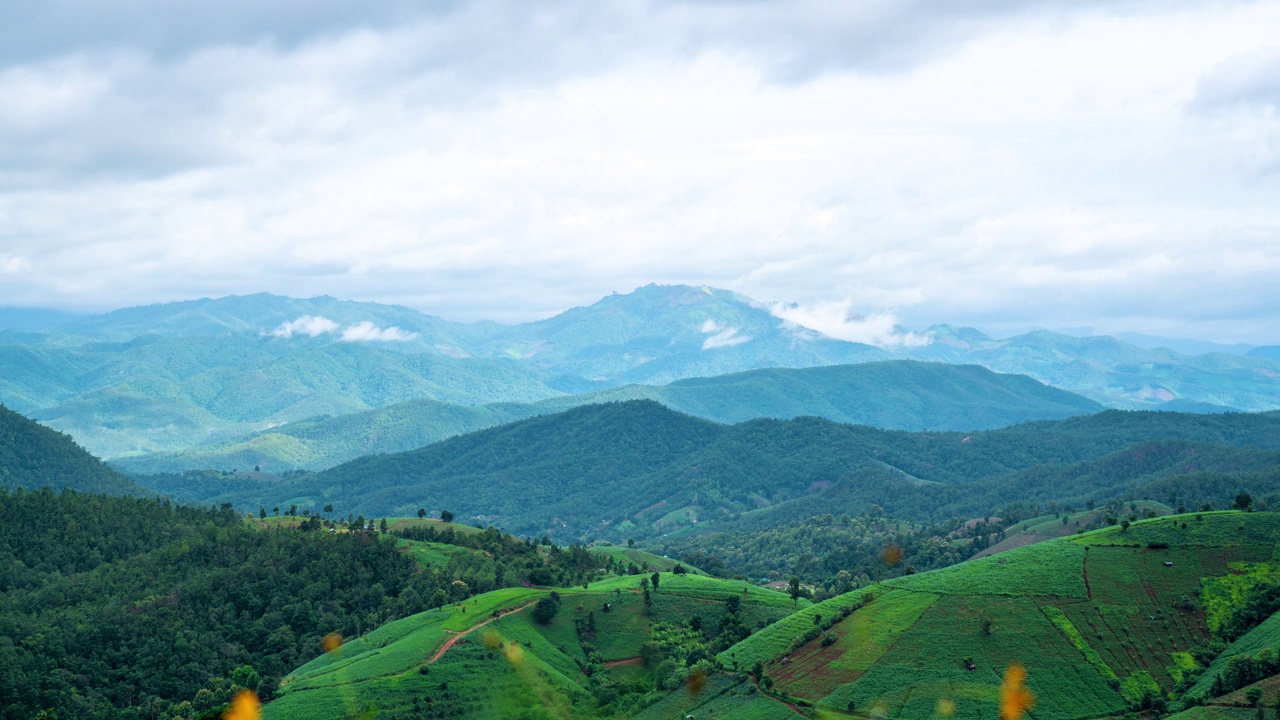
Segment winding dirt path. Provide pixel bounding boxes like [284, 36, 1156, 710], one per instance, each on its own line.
[426, 601, 537, 665]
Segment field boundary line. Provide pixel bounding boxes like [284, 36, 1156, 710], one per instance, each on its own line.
[426, 600, 538, 665]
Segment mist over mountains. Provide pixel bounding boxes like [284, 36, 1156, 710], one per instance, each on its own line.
[0, 283, 1277, 467]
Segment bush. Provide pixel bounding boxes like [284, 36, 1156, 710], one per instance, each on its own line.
[533, 596, 561, 625]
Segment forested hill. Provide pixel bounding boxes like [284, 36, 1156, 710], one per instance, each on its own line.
[150, 400, 1280, 541]
[0, 404, 145, 495]
[114, 360, 1104, 474]
[527, 360, 1104, 429]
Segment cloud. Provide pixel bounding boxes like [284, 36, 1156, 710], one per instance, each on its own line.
[339, 321, 418, 342]
[0, 1, 1278, 342]
[270, 314, 338, 337]
[770, 301, 931, 348]
[1191, 51, 1280, 113]
[700, 319, 750, 349]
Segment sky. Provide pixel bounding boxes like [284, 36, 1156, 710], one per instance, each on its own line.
[0, 1, 1277, 343]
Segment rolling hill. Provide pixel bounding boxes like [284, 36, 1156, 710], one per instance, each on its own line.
[2, 284, 1278, 465]
[0, 403, 145, 495]
[256, 511, 1280, 720]
[135, 400, 1280, 541]
[112, 360, 1103, 474]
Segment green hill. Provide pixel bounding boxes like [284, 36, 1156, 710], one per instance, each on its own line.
[724, 512, 1280, 720]
[146, 401, 1280, 541]
[261, 573, 801, 720]
[113, 360, 1103, 474]
[0, 403, 145, 495]
[256, 511, 1280, 720]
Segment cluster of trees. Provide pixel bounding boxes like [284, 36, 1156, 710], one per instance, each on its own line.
[392, 524, 608, 591]
[659, 510, 991, 588]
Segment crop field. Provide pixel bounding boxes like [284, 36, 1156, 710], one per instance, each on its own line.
[772, 589, 939, 701]
[1074, 511, 1280, 550]
[1167, 707, 1257, 720]
[588, 544, 706, 574]
[719, 587, 878, 671]
[1056, 546, 1217, 688]
[280, 588, 542, 693]
[395, 537, 484, 569]
[886, 540, 1087, 598]
[630, 676, 795, 720]
[1217, 674, 1280, 708]
[975, 502, 1173, 559]
[817, 595, 1126, 720]
[269, 573, 802, 719]
[265, 632, 590, 720]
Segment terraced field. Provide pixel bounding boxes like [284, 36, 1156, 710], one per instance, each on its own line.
[750, 513, 1280, 720]
[263, 573, 797, 720]
[260, 511, 1280, 720]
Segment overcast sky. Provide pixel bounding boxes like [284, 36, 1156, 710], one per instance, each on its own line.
[0, 1, 1277, 342]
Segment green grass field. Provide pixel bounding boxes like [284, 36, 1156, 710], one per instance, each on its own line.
[718, 587, 876, 671]
[770, 589, 939, 701]
[265, 572, 799, 720]
[588, 545, 708, 575]
[262, 512, 1280, 720]
[818, 594, 1126, 720]
[885, 539, 1087, 598]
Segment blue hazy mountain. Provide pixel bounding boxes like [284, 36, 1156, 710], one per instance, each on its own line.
[1, 284, 1278, 464]
[111, 361, 1103, 474]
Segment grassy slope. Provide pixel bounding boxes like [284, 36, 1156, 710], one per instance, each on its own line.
[259, 512, 1280, 720]
[730, 513, 1280, 720]
[587, 545, 708, 575]
[262, 573, 798, 720]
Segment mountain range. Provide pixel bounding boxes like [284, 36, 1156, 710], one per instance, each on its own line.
[135, 399, 1280, 542]
[112, 360, 1102, 474]
[1, 283, 1277, 467]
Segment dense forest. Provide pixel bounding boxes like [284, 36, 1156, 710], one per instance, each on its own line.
[0, 404, 144, 495]
[0, 489, 609, 720]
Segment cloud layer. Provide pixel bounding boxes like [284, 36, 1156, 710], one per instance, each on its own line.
[700, 319, 751, 350]
[269, 316, 417, 342]
[0, 1, 1277, 342]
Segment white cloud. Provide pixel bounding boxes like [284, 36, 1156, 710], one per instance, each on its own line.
[270, 314, 338, 337]
[700, 319, 751, 350]
[770, 301, 931, 349]
[339, 321, 418, 342]
[0, 2, 1278, 342]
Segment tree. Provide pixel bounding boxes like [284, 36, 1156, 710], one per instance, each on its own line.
[532, 596, 560, 624]
[259, 507, 267, 519]
[1236, 493, 1254, 512]
[231, 665, 261, 692]
[324, 503, 333, 515]
[440, 510, 454, 523]
[379, 518, 388, 533]
[673, 564, 687, 576]
[651, 572, 661, 591]
[788, 577, 802, 606]
[627, 538, 635, 548]
[417, 508, 426, 519]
